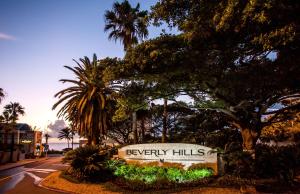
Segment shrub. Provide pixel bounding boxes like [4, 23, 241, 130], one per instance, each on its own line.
[47, 149, 63, 154]
[25, 153, 35, 159]
[62, 148, 73, 155]
[216, 175, 256, 187]
[62, 145, 113, 181]
[108, 161, 214, 185]
[166, 168, 184, 182]
[222, 141, 254, 178]
[255, 144, 299, 184]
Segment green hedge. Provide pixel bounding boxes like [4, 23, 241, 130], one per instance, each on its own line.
[106, 160, 214, 184]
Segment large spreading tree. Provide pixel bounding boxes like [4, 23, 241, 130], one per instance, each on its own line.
[104, 0, 149, 143]
[119, 0, 300, 153]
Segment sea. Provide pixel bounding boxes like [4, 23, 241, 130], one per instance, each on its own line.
[48, 143, 80, 151]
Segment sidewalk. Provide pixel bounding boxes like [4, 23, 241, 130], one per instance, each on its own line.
[0, 157, 48, 171]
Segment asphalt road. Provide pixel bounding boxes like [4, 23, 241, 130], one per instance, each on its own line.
[0, 156, 68, 194]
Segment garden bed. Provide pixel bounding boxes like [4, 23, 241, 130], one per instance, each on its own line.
[42, 170, 300, 194]
[106, 160, 215, 190]
[41, 171, 242, 194]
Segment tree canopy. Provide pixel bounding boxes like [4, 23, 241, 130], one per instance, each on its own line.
[104, 0, 300, 151]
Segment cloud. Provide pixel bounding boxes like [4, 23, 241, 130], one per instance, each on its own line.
[47, 120, 67, 138]
[0, 32, 16, 40]
[44, 120, 80, 143]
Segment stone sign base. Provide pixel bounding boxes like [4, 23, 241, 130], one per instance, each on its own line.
[118, 143, 219, 174]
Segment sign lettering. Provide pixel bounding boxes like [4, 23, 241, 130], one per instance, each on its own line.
[118, 143, 217, 169]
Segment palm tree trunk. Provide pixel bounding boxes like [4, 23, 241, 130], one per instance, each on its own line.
[132, 112, 138, 144]
[10, 131, 15, 162]
[67, 139, 69, 148]
[72, 135, 74, 149]
[92, 135, 100, 145]
[162, 98, 168, 143]
[87, 136, 92, 145]
[4, 130, 8, 150]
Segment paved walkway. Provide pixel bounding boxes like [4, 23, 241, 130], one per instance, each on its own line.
[0, 158, 48, 171]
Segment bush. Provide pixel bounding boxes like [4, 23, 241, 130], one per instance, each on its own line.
[255, 144, 300, 184]
[62, 145, 113, 182]
[106, 160, 214, 186]
[25, 153, 35, 159]
[222, 141, 254, 178]
[62, 148, 73, 154]
[216, 175, 256, 187]
[47, 149, 63, 154]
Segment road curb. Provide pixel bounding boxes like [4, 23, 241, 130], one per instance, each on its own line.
[0, 157, 49, 172]
[38, 174, 74, 194]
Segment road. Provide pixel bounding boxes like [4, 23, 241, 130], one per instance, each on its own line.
[0, 156, 68, 194]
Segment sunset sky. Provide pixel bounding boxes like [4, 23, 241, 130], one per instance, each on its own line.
[0, 0, 169, 132]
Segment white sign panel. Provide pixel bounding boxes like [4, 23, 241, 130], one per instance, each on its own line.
[118, 143, 217, 168]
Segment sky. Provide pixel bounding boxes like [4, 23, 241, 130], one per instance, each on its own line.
[0, 0, 170, 134]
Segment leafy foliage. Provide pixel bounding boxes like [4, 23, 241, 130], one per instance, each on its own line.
[104, 0, 148, 50]
[53, 54, 116, 144]
[2, 102, 25, 124]
[57, 127, 73, 148]
[107, 161, 214, 184]
[63, 145, 112, 181]
[255, 144, 300, 184]
[121, 0, 300, 151]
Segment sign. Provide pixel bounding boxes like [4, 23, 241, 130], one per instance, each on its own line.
[20, 132, 34, 143]
[118, 143, 217, 170]
[44, 144, 49, 151]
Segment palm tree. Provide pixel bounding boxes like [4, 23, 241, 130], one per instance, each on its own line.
[0, 88, 5, 104]
[4, 102, 25, 124]
[2, 102, 25, 162]
[0, 111, 11, 124]
[70, 128, 76, 149]
[105, 0, 148, 144]
[53, 54, 115, 145]
[58, 127, 72, 148]
[0, 111, 13, 150]
[45, 133, 50, 145]
[104, 0, 148, 51]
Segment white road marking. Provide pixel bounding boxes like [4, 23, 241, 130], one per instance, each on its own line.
[25, 171, 42, 184]
[0, 159, 59, 182]
[52, 164, 69, 167]
[25, 168, 57, 172]
[27, 170, 51, 173]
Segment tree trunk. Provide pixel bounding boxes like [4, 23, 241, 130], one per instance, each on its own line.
[10, 132, 15, 162]
[67, 139, 69, 148]
[132, 112, 138, 144]
[141, 117, 145, 143]
[91, 135, 100, 145]
[72, 135, 74, 149]
[4, 130, 8, 150]
[162, 98, 168, 143]
[87, 136, 92, 145]
[241, 128, 258, 156]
